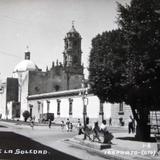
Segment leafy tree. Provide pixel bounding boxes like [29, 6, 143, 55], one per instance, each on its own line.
[22, 110, 30, 122]
[89, 0, 160, 141]
[89, 29, 127, 103]
[118, 0, 160, 140]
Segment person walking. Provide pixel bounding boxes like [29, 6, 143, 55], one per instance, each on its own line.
[93, 121, 101, 142]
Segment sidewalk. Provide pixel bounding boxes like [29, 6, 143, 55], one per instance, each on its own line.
[67, 133, 160, 160]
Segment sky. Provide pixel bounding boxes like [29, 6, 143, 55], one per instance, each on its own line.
[0, 0, 130, 82]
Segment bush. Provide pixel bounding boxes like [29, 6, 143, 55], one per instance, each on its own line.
[22, 110, 30, 122]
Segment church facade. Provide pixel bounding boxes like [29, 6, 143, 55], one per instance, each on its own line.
[0, 24, 132, 125]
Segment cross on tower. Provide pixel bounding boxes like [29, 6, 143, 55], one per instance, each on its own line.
[72, 20, 75, 27]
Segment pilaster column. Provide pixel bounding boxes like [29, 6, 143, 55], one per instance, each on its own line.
[29, 104, 33, 118]
[46, 100, 50, 113]
[37, 101, 41, 120]
[69, 98, 73, 117]
[99, 101, 104, 122]
[57, 99, 61, 116]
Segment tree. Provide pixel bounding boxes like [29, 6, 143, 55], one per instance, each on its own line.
[89, 29, 127, 103]
[22, 110, 30, 122]
[89, 0, 160, 141]
[118, 0, 160, 141]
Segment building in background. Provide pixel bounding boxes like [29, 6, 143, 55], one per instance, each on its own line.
[111, 103, 132, 126]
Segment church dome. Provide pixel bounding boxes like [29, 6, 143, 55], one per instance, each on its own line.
[13, 59, 37, 73]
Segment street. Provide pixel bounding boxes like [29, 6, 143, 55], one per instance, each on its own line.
[0, 121, 81, 160]
[0, 121, 129, 160]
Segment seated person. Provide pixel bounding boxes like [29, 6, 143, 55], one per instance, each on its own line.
[100, 120, 108, 132]
[100, 120, 113, 144]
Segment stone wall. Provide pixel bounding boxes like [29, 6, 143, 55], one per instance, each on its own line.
[28, 66, 83, 96]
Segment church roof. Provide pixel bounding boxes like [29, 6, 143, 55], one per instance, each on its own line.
[66, 24, 81, 38]
[13, 59, 37, 73]
[69, 25, 77, 33]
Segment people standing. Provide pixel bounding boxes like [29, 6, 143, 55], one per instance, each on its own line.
[78, 123, 83, 135]
[30, 118, 34, 130]
[69, 123, 73, 132]
[128, 115, 134, 134]
[48, 118, 52, 128]
[66, 118, 70, 132]
[77, 119, 80, 127]
[132, 118, 136, 133]
[61, 121, 65, 130]
[77, 119, 83, 135]
[109, 117, 112, 126]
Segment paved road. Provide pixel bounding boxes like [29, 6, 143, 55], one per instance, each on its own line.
[0, 121, 81, 160]
[0, 121, 128, 160]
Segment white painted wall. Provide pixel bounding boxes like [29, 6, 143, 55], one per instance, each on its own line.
[60, 98, 70, 117]
[28, 94, 112, 122]
[50, 100, 57, 114]
[72, 97, 83, 118]
[0, 83, 6, 119]
[7, 101, 12, 119]
[87, 95, 100, 118]
[43, 100, 47, 114]
[103, 102, 111, 119]
[17, 71, 29, 120]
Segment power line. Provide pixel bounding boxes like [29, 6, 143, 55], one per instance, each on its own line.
[0, 14, 29, 26]
[0, 50, 22, 59]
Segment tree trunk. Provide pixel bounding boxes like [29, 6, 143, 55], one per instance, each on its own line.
[135, 109, 150, 141]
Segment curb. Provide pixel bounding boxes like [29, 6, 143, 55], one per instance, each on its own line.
[65, 138, 130, 160]
[66, 138, 159, 160]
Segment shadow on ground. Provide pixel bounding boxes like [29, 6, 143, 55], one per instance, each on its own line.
[0, 125, 7, 128]
[116, 137, 156, 142]
[0, 131, 80, 160]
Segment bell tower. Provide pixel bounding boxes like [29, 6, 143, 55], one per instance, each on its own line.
[63, 22, 83, 74]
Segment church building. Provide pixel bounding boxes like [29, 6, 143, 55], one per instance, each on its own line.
[0, 24, 132, 125]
